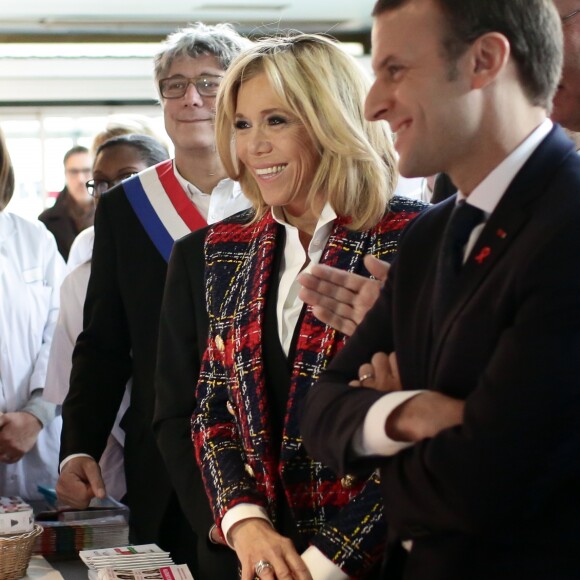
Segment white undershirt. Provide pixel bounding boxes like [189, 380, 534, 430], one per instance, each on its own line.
[272, 203, 336, 355]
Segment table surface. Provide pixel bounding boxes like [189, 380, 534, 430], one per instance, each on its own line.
[25, 555, 88, 580]
[46, 556, 87, 580]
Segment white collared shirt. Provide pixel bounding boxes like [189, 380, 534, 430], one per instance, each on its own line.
[173, 164, 251, 224]
[354, 118, 554, 459]
[272, 203, 337, 355]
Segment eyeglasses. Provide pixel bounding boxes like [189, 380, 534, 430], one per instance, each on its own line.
[86, 173, 137, 197]
[561, 9, 580, 23]
[158, 75, 223, 99]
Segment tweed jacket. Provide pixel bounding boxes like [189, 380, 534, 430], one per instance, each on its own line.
[192, 195, 426, 577]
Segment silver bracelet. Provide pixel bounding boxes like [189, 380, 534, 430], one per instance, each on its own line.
[208, 523, 220, 545]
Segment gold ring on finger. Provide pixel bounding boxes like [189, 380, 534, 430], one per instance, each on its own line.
[359, 372, 375, 384]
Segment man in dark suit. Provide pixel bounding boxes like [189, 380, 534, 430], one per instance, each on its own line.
[56, 23, 250, 578]
[301, 1, 580, 578]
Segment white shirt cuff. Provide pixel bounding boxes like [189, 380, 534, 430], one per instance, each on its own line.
[352, 390, 425, 456]
[222, 503, 272, 548]
[301, 546, 348, 580]
[59, 453, 94, 472]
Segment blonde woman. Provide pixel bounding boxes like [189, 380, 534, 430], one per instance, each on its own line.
[157, 34, 427, 579]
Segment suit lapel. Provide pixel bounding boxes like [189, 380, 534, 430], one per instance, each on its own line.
[429, 126, 576, 377]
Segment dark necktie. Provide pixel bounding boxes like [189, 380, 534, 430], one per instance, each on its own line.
[432, 201, 484, 332]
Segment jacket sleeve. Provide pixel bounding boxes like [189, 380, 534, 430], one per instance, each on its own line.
[60, 194, 131, 462]
[153, 229, 216, 534]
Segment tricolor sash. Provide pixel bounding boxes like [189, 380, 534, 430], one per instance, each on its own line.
[124, 159, 207, 262]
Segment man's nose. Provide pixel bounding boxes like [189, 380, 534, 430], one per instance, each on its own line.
[365, 81, 390, 122]
[184, 82, 204, 106]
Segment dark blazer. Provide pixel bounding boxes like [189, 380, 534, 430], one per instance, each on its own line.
[179, 197, 426, 578]
[301, 126, 580, 580]
[60, 181, 236, 578]
[39, 188, 94, 260]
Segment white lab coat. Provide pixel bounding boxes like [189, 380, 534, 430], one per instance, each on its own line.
[44, 226, 129, 500]
[0, 211, 65, 499]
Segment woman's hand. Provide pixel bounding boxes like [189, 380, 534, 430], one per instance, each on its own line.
[229, 518, 313, 580]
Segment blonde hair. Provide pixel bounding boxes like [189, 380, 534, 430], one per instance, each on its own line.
[215, 33, 398, 230]
[91, 115, 167, 156]
[0, 128, 15, 212]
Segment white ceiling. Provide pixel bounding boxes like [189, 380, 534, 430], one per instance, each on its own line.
[0, 0, 375, 39]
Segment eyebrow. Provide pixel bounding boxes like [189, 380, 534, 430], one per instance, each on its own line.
[94, 166, 138, 176]
[374, 55, 397, 72]
[234, 107, 287, 117]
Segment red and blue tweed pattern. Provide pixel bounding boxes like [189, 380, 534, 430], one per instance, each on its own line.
[193, 196, 426, 576]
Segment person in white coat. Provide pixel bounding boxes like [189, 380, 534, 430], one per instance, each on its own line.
[0, 127, 65, 500]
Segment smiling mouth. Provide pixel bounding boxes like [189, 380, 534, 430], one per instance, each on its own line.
[255, 164, 287, 177]
[393, 120, 412, 135]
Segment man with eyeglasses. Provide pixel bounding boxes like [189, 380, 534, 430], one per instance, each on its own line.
[39, 145, 94, 261]
[552, 1, 580, 134]
[56, 23, 251, 579]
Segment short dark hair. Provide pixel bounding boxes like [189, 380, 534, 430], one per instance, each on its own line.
[0, 128, 15, 211]
[95, 133, 170, 168]
[63, 145, 89, 165]
[372, 0, 563, 109]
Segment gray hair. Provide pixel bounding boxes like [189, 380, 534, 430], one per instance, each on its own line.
[154, 22, 251, 82]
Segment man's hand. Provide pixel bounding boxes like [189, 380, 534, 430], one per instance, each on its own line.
[387, 391, 464, 442]
[229, 518, 312, 580]
[298, 255, 390, 336]
[0, 411, 42, 463]
[56, 456, 107, 508]
[349, 352, 402, 392]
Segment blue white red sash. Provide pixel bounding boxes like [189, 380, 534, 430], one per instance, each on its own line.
[124, 159, 207, 262]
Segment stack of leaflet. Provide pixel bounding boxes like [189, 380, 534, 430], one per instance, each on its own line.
[32, 496, 129, 556]
[0, 496, 34, 536]
[79, 544, 193, 580]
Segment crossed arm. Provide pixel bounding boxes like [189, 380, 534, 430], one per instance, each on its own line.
[299, 255, 463, 444]
[349, 351, 464, 446]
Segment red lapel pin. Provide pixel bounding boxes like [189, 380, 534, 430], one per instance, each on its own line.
[496, 228, 507, 239]
[474, 246, 491, 264]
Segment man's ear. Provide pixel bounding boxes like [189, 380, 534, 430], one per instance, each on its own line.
[468, 32, 511, 89]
